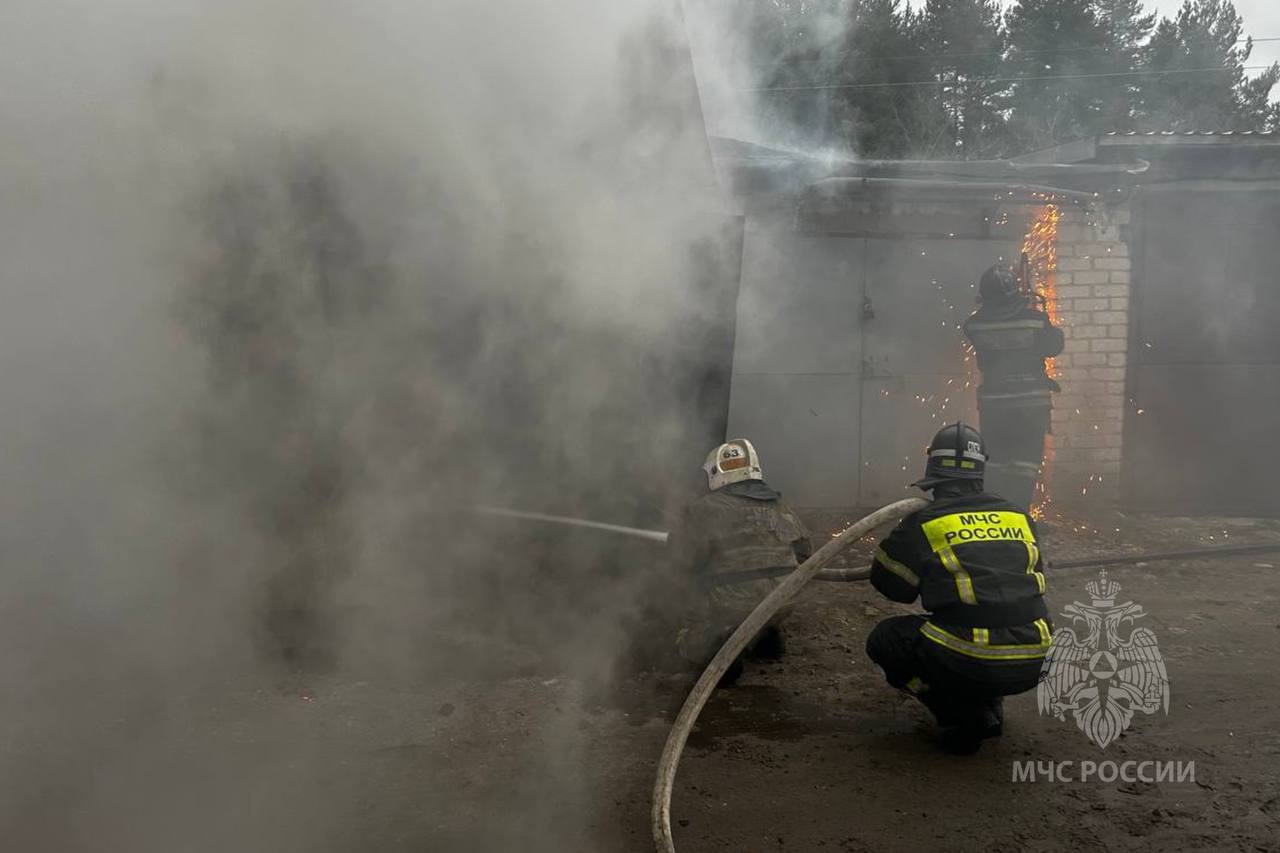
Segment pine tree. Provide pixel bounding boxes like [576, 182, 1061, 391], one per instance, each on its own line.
[827, 0, 947, 157]
[1138, 0, 1280, 131]
[746, 0, 860, 151]
[1092, 0, 1157, 131]
[729, 0, 1280, 153]
[746, 0, 946, 157]
[1005, 0, 1106, 150]
[920, 0, 1012, 158]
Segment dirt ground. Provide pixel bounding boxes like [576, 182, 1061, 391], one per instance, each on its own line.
[13, 509, 1280, 853]
[647, 508, 1280, 853]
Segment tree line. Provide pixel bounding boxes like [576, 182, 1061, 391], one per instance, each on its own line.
[737, 0, 1280, 158]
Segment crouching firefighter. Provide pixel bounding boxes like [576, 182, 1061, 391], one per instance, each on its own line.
[666, 439, 812, 685]
[865, 422, 1052, 754]
[962, 264, 1064, 510]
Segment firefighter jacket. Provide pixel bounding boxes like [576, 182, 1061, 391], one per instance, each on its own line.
[668, 480, 813, 580]
[963, 299, 1064, 408]
[666, 479, 813, 635]
[870, 493, 1052, 661]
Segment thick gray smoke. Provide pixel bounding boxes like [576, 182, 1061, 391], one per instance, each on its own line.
[0, 2, 750, 850]
[686, 0, 855, 150]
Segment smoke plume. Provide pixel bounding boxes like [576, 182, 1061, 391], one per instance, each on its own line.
[0, 1, 751, 849]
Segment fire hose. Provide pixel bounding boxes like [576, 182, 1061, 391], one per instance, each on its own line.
[475, 504, 1280, 584]
[711, 539, 1280, 586]
[473, 505, 669, 542]
[649, 497, 928, 853]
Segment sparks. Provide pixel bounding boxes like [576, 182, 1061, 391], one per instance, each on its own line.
[1022, 203, 1060, 517]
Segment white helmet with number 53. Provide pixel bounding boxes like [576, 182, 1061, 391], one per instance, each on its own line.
[703, 439, 764, 491]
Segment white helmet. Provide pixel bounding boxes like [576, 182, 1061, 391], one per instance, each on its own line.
[703, 439, 764, 491]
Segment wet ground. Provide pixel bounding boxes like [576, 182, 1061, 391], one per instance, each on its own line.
[9, 509, 1280, 852]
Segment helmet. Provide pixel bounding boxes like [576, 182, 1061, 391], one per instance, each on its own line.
[911, 422, 987, 489]
[703, 439, 764, 491]
[978, 264, 1021, 304]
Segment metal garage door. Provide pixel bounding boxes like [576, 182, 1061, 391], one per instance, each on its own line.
[727, 225, 1021, 507]
[1123, 190, 1280, 515]
[727, 230, 868, 506]
[857, 237, 1021, 504]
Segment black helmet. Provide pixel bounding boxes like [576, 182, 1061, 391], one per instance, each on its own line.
[978, 264, 1021, 304]
[911, 422, 987, 489]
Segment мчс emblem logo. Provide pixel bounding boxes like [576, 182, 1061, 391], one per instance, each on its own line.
[1037, 570, 1170, 749]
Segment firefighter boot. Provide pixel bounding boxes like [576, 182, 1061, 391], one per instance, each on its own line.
[940, 698, 1004, 754]
[750, 624, 787, 659]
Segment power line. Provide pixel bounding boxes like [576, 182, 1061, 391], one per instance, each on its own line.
[746, 64, 1279, 93]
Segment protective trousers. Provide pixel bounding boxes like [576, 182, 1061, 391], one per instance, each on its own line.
[676, 578, 789, 666]
[865, 615, 1043, 729]
[978, 401, 1051, 511]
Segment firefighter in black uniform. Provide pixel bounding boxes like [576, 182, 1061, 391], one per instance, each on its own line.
[865, 422, 1053, 754]
[962, 264, 1064, 510]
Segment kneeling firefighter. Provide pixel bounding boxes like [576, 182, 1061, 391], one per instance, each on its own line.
[962, 264, 1064, 511]
[666, 439, 813, 685]
[865, 422, 1052, 753]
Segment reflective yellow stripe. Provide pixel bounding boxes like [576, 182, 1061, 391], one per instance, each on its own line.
[939, 546, 978, 604]
[921, 511, 1036, 553]
[937, 459, 979, 470]
[981, 390, 1052, 401]
[920, 622, 1051, 660]
[1036, 618, 1052, 645]
[972, 628, 990, 645]
[966, 319, 1047, 331]
[1025, 542, 1047, 593]
[874, 548, 920, 586]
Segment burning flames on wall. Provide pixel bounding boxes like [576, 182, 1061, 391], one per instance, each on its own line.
[1022, 201, 1061, 519]
[1022, 201, 1061, 373]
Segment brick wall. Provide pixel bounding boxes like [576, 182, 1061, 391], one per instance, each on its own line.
[1044, 204, 1132, 504]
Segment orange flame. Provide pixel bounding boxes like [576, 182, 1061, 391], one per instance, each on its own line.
[1022, 203, 1060, 519]
[1022, 203, 1060, 373]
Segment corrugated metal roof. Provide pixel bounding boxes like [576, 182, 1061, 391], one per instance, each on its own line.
[1103, 130, 1280, 137]
[1017, 130, 1280, 163]
[708, 136, 1142, 200]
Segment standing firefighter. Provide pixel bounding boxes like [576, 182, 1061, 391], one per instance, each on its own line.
[666, 439, 812, 685]
[962, 264, 1064, 510]
[865, 423, 1052, 754]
